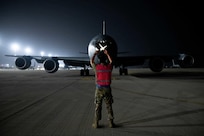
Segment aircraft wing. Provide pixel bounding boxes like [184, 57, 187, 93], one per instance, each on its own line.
[5, 53, 194, 76]
[5, 55, 90, 74]
[58, 57, 90, 67]
[116, 55, 173, 66]
[115, 54, 194, 75]
[115, 55, 171, 73]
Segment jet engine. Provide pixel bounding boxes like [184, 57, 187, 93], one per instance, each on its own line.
[178, 54, 194, 68]
[15, 57, 32, 70]
[149, 57, 165, 72]
[43, 59, 59, 73]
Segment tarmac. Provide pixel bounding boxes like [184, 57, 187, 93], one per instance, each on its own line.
[0, 68, 204, 136]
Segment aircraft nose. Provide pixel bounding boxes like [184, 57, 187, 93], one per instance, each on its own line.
[98, 43, 107, 51]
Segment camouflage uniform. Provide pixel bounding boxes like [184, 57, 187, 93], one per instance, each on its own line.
[94, 85, 114, 121]
[92, 63, 114, 126]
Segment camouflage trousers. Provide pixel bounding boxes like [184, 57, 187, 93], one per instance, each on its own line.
[94, 85, 114, 121]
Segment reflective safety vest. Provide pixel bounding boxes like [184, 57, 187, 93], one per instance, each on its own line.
[96, 64, 112, 86]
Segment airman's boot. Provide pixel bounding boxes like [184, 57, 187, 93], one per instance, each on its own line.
[92, 120, 99, 128]
[109, 119, 115, 128]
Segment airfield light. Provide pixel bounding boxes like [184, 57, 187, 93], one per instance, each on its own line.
[11, 43, 20, 55]
[25, 47, 32, 55]
[40, 51, 45, 56]
[48, 53, 52, 57]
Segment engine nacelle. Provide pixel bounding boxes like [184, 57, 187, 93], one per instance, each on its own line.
[15, 57, 32, 70]
[43, 59, 59, 73]
[178, 54, 194, 68]
[149, 57, 165, 72]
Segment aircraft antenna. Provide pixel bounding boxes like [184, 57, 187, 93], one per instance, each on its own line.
[102, 20, 106, 35]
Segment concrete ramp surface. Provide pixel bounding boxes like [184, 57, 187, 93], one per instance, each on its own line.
[0, 68, 204, 136]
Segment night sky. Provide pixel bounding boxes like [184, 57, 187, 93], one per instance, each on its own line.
[0, 0, 203, 66]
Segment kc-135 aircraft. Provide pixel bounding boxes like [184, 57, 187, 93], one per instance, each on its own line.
[5, 21, 194, 76]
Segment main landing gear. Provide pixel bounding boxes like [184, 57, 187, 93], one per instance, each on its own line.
[80, 69, 89, 76]
[119, 67, 128, 75]
[80, 65, 90, 76]
[80, 66, 128, 76]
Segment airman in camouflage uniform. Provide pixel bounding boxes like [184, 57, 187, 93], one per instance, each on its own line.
[90, 49, 115, 128]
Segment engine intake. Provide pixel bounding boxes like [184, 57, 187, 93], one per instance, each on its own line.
[15, 57, 31, 70]
[149, 57, 164, 72]
[43, 59, 59, 73]
[178, 54, 194, 68]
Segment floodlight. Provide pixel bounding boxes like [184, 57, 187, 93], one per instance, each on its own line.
[40, 51, 45, 56]
[11, 43, 20, 55]
[25, 47, 32, 55]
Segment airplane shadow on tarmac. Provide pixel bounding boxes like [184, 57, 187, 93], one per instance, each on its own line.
[116, 108, 204, 128]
